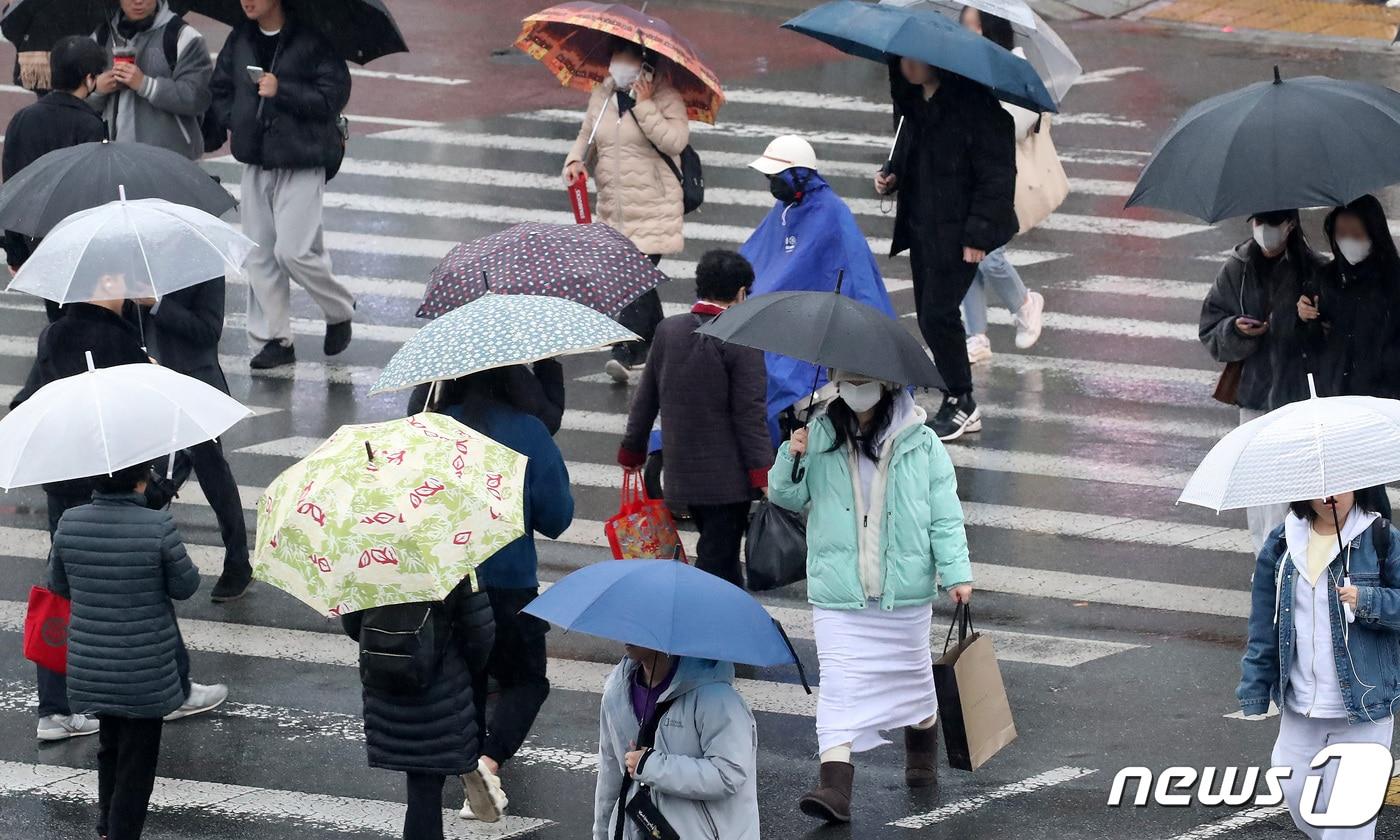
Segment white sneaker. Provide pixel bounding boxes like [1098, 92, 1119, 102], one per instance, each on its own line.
[965, 334, 992, 364]
[460, 765, 506, 822]
[1014, 291, 1045, 350]
[37, 713, 100, 741]
[164, 682, 228, 722]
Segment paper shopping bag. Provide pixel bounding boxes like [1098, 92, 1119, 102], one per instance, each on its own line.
[23, 586, 70, 674]
[605, 471, 686, 561]
[933, 604, 1017, 771]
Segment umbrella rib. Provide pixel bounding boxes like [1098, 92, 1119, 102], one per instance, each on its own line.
[58, 206, 116, 305]
[128, 204, 160, 301]
[89, 366, 114, 476]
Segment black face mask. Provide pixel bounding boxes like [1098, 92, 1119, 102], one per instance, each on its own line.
[768, 173, 804, 204]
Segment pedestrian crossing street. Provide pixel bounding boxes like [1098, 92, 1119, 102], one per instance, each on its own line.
[0, 65, 1304, 839]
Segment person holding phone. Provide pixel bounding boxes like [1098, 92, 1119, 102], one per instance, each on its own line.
[1199, 209, 1326, 553]
[209, 0, 355, 371]
[563, 37, 690, 384]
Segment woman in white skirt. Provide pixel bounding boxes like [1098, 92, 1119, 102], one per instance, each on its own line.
[769, 371, 972, 824]
[1239, 489, 1400, 839]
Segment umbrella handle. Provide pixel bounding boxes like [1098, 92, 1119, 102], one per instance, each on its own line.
[789, 452, 804, 483]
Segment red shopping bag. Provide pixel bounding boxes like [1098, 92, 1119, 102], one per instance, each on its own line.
[568, 172, 592, 224]
[605, 470, 686, 561]
[23, 586, 70, 674]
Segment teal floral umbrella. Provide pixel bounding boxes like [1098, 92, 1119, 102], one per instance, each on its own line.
[370, 293, 638, 394]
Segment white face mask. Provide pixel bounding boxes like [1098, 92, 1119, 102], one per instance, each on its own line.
[1337, 237, 1372, 266]
[838, 381, 884, 413]
[609, 58, 641, 89]
[1252, 222, 1289, 254]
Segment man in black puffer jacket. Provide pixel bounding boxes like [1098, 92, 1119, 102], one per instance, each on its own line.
[343, 578, 505, 835]
[48, 462, 200, 839]
[209, 0, 355, 371]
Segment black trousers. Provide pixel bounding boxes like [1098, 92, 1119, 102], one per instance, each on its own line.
[171, 439, 250, 578]
[614, 255, 665, 364]
[908, 239, 981, 397]
[403, 772, 445, 840]
[96, 716, 163, 840]
[689, 502, 752, 589]
[473, 588, 550, 765]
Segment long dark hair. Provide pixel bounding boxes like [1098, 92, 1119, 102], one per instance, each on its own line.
[1323, 194, 1400, 277]
[435, 367, 518, 422]
[824, 388, 895, 462]
[1289, 487, 1386, 522]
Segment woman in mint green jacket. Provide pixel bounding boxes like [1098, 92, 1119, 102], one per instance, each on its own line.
[768, 371, 972, 824]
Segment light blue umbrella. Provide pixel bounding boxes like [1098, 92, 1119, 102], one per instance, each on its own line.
[370, 293, 637, 394]
[525, 561, 810, 689]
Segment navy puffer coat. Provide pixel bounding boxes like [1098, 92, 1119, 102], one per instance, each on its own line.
[48, 493, 200, 719]
[342, 579, 495, 775]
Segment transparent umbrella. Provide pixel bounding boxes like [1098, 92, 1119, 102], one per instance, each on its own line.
[7, 192, 255, 305]
[0, 358, 252, 490]
[880, 0, 1082, 104]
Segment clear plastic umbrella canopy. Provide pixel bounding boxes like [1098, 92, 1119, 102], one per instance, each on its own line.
[1179, 390, 1400, 512]
[7, 194, 255, 305]
[0, 359, 252, 490]
[880, 0, 1082, 104]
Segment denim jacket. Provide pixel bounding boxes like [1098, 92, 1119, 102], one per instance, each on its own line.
[1239, 514, 1400, 724]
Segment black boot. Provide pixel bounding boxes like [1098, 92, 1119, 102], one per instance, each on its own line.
[798, 761, 854, 823]
[905, 725, 939, 788]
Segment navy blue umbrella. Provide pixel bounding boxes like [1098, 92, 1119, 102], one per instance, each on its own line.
[524, 561, 809, 687]
[782, 0, 1056, 113]
[1127, 68, 1400, 223]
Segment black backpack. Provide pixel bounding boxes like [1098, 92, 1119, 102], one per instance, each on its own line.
[631, 111, 703, 214]
[357, 601, 451, 694]
[97, 16, 226, 154]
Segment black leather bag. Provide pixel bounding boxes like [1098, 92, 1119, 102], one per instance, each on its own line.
[744, 500, 807, 592]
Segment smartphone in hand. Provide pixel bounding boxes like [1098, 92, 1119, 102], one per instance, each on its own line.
[246, 65, 265, 84]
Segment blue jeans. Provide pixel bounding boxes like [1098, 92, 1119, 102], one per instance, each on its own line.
[961, 247, 1028, 336]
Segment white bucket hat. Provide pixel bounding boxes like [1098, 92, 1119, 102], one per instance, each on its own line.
[749, 135, 819, 176]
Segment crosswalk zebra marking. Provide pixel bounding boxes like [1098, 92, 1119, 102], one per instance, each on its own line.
[889, 766, 1099, 828]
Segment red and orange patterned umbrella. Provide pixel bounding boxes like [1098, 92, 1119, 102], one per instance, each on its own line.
[515, 1, 725, 124]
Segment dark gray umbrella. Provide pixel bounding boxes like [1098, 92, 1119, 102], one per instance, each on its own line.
[698, 284, 942, 478]
[1126, 68, 1400, 223]
[0, 141, 236, 237]
[0, 0, 111, 50]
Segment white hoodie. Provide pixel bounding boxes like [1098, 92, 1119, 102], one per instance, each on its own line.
[1282, 507, 1378, 718]
[848, 390, 924, 599]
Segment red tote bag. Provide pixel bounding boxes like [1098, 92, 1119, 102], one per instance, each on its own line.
[23, 585, 70, 674]
[605, 471, 687, 561]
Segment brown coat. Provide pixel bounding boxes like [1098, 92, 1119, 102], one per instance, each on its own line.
[566, 77, 688, 256]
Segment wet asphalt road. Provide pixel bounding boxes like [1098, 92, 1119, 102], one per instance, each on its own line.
[3, 2, 1400, 838]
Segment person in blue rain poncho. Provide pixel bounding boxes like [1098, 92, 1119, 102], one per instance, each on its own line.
[740, 135, 896, 447]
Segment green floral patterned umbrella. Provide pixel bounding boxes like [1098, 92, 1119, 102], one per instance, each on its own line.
[370, 292, 638, 395]
[253, 413, 528, 617]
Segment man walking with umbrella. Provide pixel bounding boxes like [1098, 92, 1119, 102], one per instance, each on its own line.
[877, 56, 1017, 441]
[2, 36, 108, 322]
[210, 0, 355, 370]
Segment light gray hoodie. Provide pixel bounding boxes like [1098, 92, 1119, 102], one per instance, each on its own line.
[88, 2, 212, 160]
[593, 656, 759, 840]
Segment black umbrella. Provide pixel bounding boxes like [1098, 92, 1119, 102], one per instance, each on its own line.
[1126, 67, 1400, 223]
[0, 141, 236, 237]
[697, 281, 943, 478]
[169, 0, 407, 64]
[0, 0, 111, 50]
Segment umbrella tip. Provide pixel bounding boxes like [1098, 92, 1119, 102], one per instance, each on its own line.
[1273, 65, 1282, 84]
[365, 440, 375, 463]
[84, 350, 95, 372]
[1307, 372, 1318, 400]
[118, 184, 127, 203]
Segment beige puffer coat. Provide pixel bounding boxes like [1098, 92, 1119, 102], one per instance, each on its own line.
[565, 77, 689, 256]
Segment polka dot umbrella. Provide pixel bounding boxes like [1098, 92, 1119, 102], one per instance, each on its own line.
[417, 222, 669, 320]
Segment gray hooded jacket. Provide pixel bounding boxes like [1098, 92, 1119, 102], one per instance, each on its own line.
[88, 3, 212, 160]
[593, 656, 760, 840]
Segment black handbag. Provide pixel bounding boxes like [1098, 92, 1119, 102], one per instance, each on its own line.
[744, 500, 808, 592]
[631, 111, 704, 214]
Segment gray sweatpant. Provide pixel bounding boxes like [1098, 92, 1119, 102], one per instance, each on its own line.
[241, 165, 354, 346]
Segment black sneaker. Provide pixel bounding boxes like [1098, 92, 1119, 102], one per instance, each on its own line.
[250, 341, 295, 370]
[930, 393, 982, 441]
[324, 317, 353, 356]
[210, 569, 253, 603]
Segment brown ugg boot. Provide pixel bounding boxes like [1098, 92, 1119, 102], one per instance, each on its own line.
[798, 761, 855, 823]
[905, 725, 940, 788]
